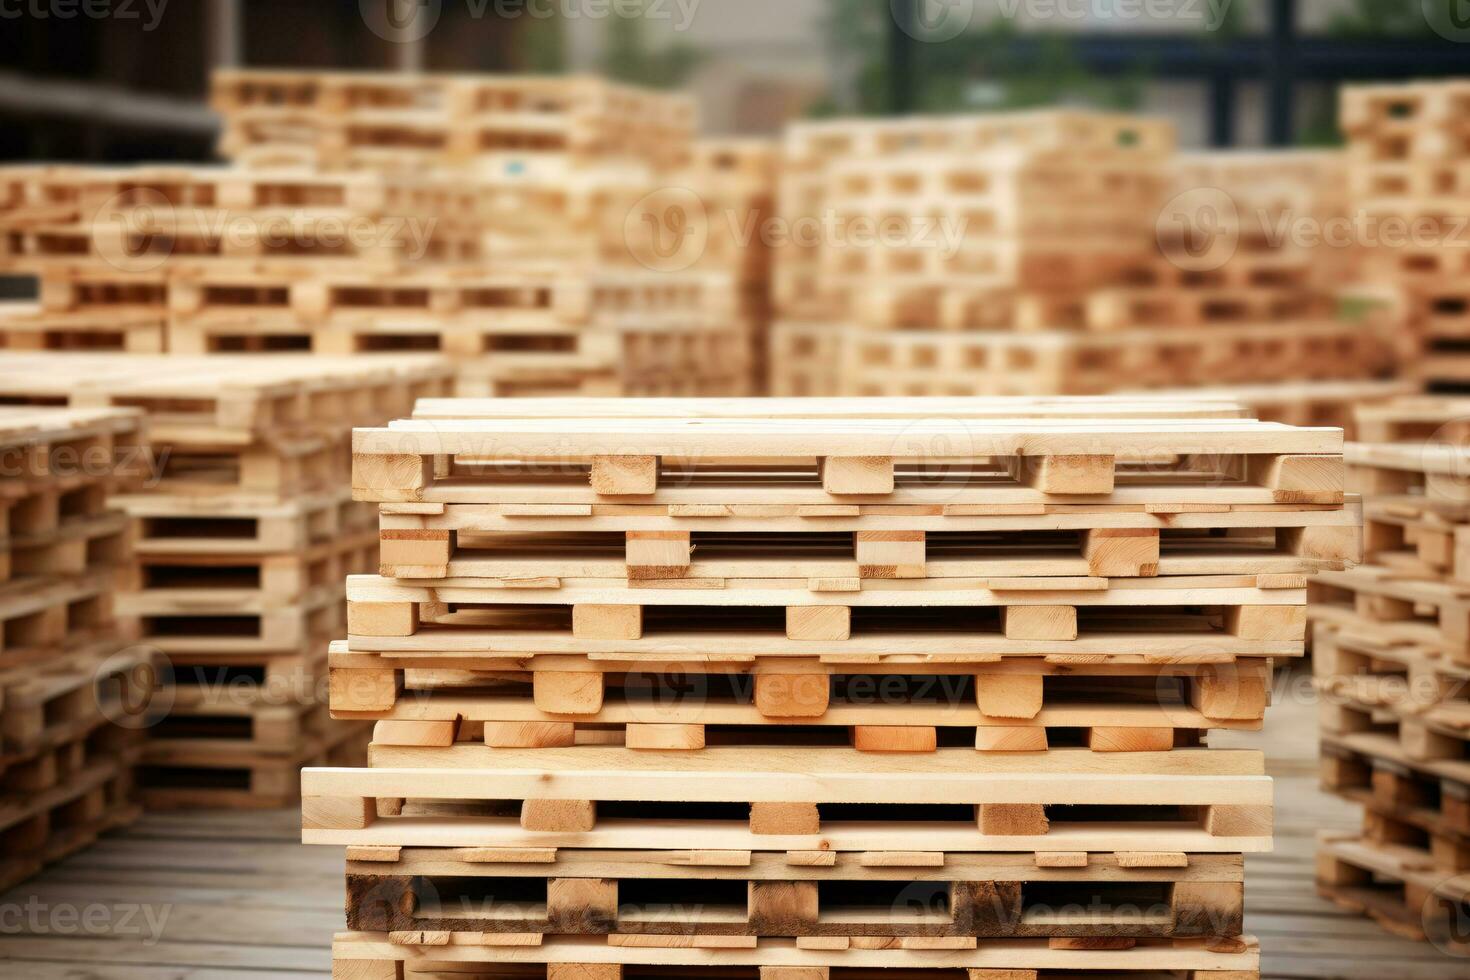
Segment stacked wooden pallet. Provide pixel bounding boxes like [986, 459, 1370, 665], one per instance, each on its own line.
[0, 354, 454, 809]
[769, 113, 1396, 399]
[1310, 395, 1470, 952]
[0, 164, 477, 354]
[197, 69, 756, 397]
[1342, 80, 1470, 391]
[305, 396, 1356, 979]
[210, 70, 696, 176]
[0, 404, 152, 888]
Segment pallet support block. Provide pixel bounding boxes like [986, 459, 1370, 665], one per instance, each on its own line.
[572, 605, 643, 640]
[534, 671, 605, 714]
[973, 727, 1049, 752]
[331, 668, 403, 712]
[590, 456, 658, 496]
[976, 804, 1049, 836]
[1001, 606, 1078, 640]
[353, 454, 432, 499]
[785, 606, 850, 641]
[303, 796, 375, 831]
[1087, 727, 1174, 752]
[852, 725, 937, 752]
[1226, 606, 1305, 641]
[334, 961, 403, 980]
[379, 530, 451, 573]
[1082, 528, 1159, 576]
[521, 799, 596, 832]
[976, 674, 1043, 719]
[549, 967, 623, 980]
[348, 602, 418, 638]
[626, 723, 706, 750]
[749, 880, 820, 934]
[1191, 662, 1270, 721]
[372, 719, 458, 747]
[754, 672, 831, 718]
[485, 721, 577, 748]
[1205, 804, 1272, 837]
[625, 531, 691, 578]
[820, 456, 893, 494]
[750, 802, 819, 835]
[855, 530, 925, 578]
[1011, 454, 1115, 495]
[548, 878, 619, 931]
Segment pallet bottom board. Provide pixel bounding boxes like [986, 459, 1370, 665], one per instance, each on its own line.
[333, 931, 1258, 975]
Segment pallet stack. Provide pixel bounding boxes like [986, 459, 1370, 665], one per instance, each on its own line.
[1310, 396, 1470, 952]
[204, 70, 757, 397]
[0, 164, 478, 354]
[304, 395, 1356, 979]
[0, 404, 153, 888]
[0, 353, 454, 809]
[769, 112, 1398, 410]
[1342, 79, 1470, 391]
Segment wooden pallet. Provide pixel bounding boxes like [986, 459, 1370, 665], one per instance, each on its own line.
[0, 352, 455, 443]
[1310, 565, 1470, 666]
[139, 714, 369, 810]
[346, 657, 1268, 753]
[0, 748, 141, 893]
[301, 744, 1271, 853]
[119, 577, 345, 656]
[149, 694, 334, 756]
[768, 320, 1397, 398]
[342, 847, 1244, 940]
[2, 498, 129, 584]
[344, 576, 1310, 659]
[0, 404, 149, 498]
[331, 932, 1257, 976]
[0, 303, 166, 352]
[1317, 833, 1470, 954]
[0, 639, 152, 756]
[0, 569, 121, 670]
[211, 70, 696, 173]
[119, 487, 375, 556]
[1322, 734, 1470, 840]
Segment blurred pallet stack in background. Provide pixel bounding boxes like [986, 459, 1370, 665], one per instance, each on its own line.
[1310, 396, 1470, 951]
[0, 354, 453, 809]
[0, 404, 152, 888]
[769, 111, 1402, 422]
[1342, 79, 1470, 393]
[301, 395, 1357, 980]
[206, 70, 765, 396]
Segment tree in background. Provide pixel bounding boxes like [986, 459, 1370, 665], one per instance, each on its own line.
[816, 0, 1144, 116]
[602, 0, 704, 89]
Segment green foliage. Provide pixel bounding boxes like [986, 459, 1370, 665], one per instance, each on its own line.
[602, 0, 706, 88]
[816, 0, 1148, 115]
[520, 15, 567, 73]
[1327, 0, 1438, 36]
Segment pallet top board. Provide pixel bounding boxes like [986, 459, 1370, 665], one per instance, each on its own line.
[1348, 442, 1470, 480]
[349, 572, 1304, 609]
[359, 417, 1341, 458]
[323, 743, 1266, 797]
[411, 396, 1254, 421]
